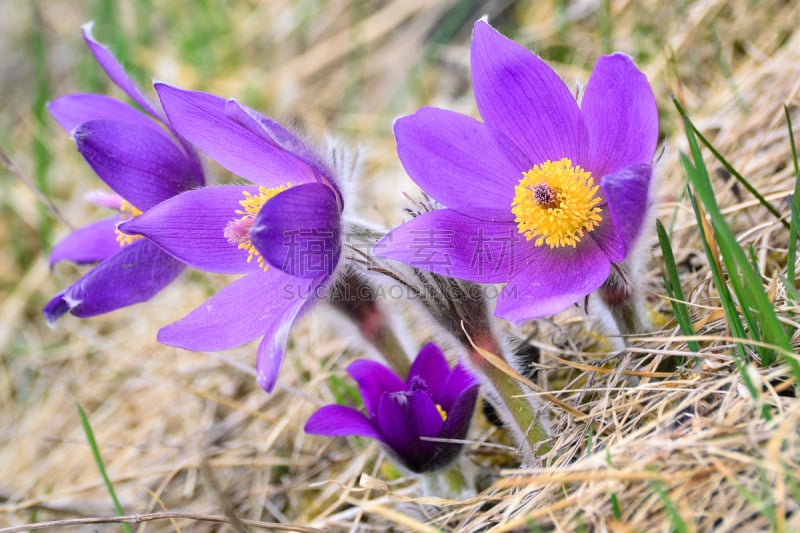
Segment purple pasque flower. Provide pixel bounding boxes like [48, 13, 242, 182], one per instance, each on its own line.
[44, 23, 204, 323]
[376, 20, 658, 322]
[119, 83, 344, 392]
[305, 343, 479, 474]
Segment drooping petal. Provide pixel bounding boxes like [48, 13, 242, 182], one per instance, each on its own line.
[250, 183, 341, 279]
[471, 20, 587, 166]
[255, 273, 318, 392]
[48, 94, 158, 133]
[43, 239, 184, 324]
[81, 22, 162, 120]
[375, 209, 526, 283]
[406, 343, 450, 402]
[43, 290, 70, 324]
[49, 217, 121, 267]
[394, 107, 527, 222]
[74, 120, 202, 210]
[496, 240, 611, 321]
[600, 164, 653, 249]
[439, 362, 479, 412]
[224, 99, 338, 196]
[120, 185, 259, 275]
[581, 54, 658, 177]
[304, 405, 383, 441]
[158, 269, 295, 352]
[376, 390, 443, 473]
[347, 360, 405, 420]
[154, 83, 315, 187]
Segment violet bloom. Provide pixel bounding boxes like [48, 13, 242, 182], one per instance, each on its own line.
[120, 84, 343, 392]
[376, 20, 658, 322]
[305, 343, 479, 474]
[44, 23, 204, 323]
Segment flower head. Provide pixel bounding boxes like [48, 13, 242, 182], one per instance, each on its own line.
[376, 20, 657, 322]
[44, 23, 204, 323]
[119, 84, 344, 392]
[305, 343, 479, 474]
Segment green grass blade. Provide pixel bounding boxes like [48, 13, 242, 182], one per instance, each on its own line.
[650, 481, 690, 533]
[77, 404, 132, 533]
[785, 105, 800, 285]
[673, 97, 788, 229]
[656, 219, 701, 354]
[685, 180, 767, 417]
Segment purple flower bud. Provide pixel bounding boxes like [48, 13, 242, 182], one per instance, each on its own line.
[305, 343, 479, 474]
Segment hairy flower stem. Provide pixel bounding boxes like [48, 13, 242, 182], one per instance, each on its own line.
[420, 463, 472, 499]
[465, 338, 549, 460]
[599, 262, 651, 337]
[328, 266, 411, 377]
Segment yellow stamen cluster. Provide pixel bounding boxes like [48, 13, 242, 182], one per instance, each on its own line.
[511, 158, 602, 248]
[225, 184, 292, 271]
[436, 404, 448, 421]
[114, 200, 144, 247]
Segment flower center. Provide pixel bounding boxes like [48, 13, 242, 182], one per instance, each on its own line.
[436, 404, 448, 421]
[510, 158, 602, 248]
[224, 184, 292, 271]
[115, 200, 144, 247]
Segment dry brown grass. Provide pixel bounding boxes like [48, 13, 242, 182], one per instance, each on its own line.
[1, 0, 799, 531]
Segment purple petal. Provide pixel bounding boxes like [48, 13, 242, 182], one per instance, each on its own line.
[158, 268, 314, 357]
[587, 212, 626, 264]
[255, 274, 318, 392]
[251, 183, 341, 278]
[375, 209, 526, 283]
[347, 360, 405, 420]
[471, 20, 586, 166]
[439, 362, 479, 412]
[43, 239, 184, 324]
[224, 99, 339, 197]
[600, 164, 653, 250]
[377, 390, 443, 473]
[496, 240, 611, 321]
[581, 54, 658, 177]
[406, 343, 450, 402]
[49, 217, 121, 267]
[74, 119, 202, 210]
[81, 22, 162, 120]
[120, 185, 259, 275]
[394, 107, 527, 222]
[424, 381, 479, 471]
[154, 83, 315, 187]
[48, 94, 158, 133]
[304, 405, 383, 441]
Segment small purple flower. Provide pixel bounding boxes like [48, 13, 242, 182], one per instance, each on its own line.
[376, 20, 658, 322]
[44, 23, 204, 323]
[120, 84, 344, 392]
[305, 343, 479, 474]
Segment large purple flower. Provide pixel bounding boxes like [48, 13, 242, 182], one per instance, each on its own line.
[376, 20, 658, 322]
[305, 343, 479, 474]
[120, 84, 343, 392]
[44, 23, 204, 323]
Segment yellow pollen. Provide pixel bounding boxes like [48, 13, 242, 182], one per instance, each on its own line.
[115, 200, 144, 247]
[510, 158, 602, 248]
[436, 404, 447, 421]
[225, 184, 292, 271]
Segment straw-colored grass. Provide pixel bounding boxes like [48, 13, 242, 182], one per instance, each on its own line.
[1, 0, 798, 531]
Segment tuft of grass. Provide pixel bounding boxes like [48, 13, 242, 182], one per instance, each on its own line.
[676, 98, 798, 386]
[77, 404, 132, 533]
